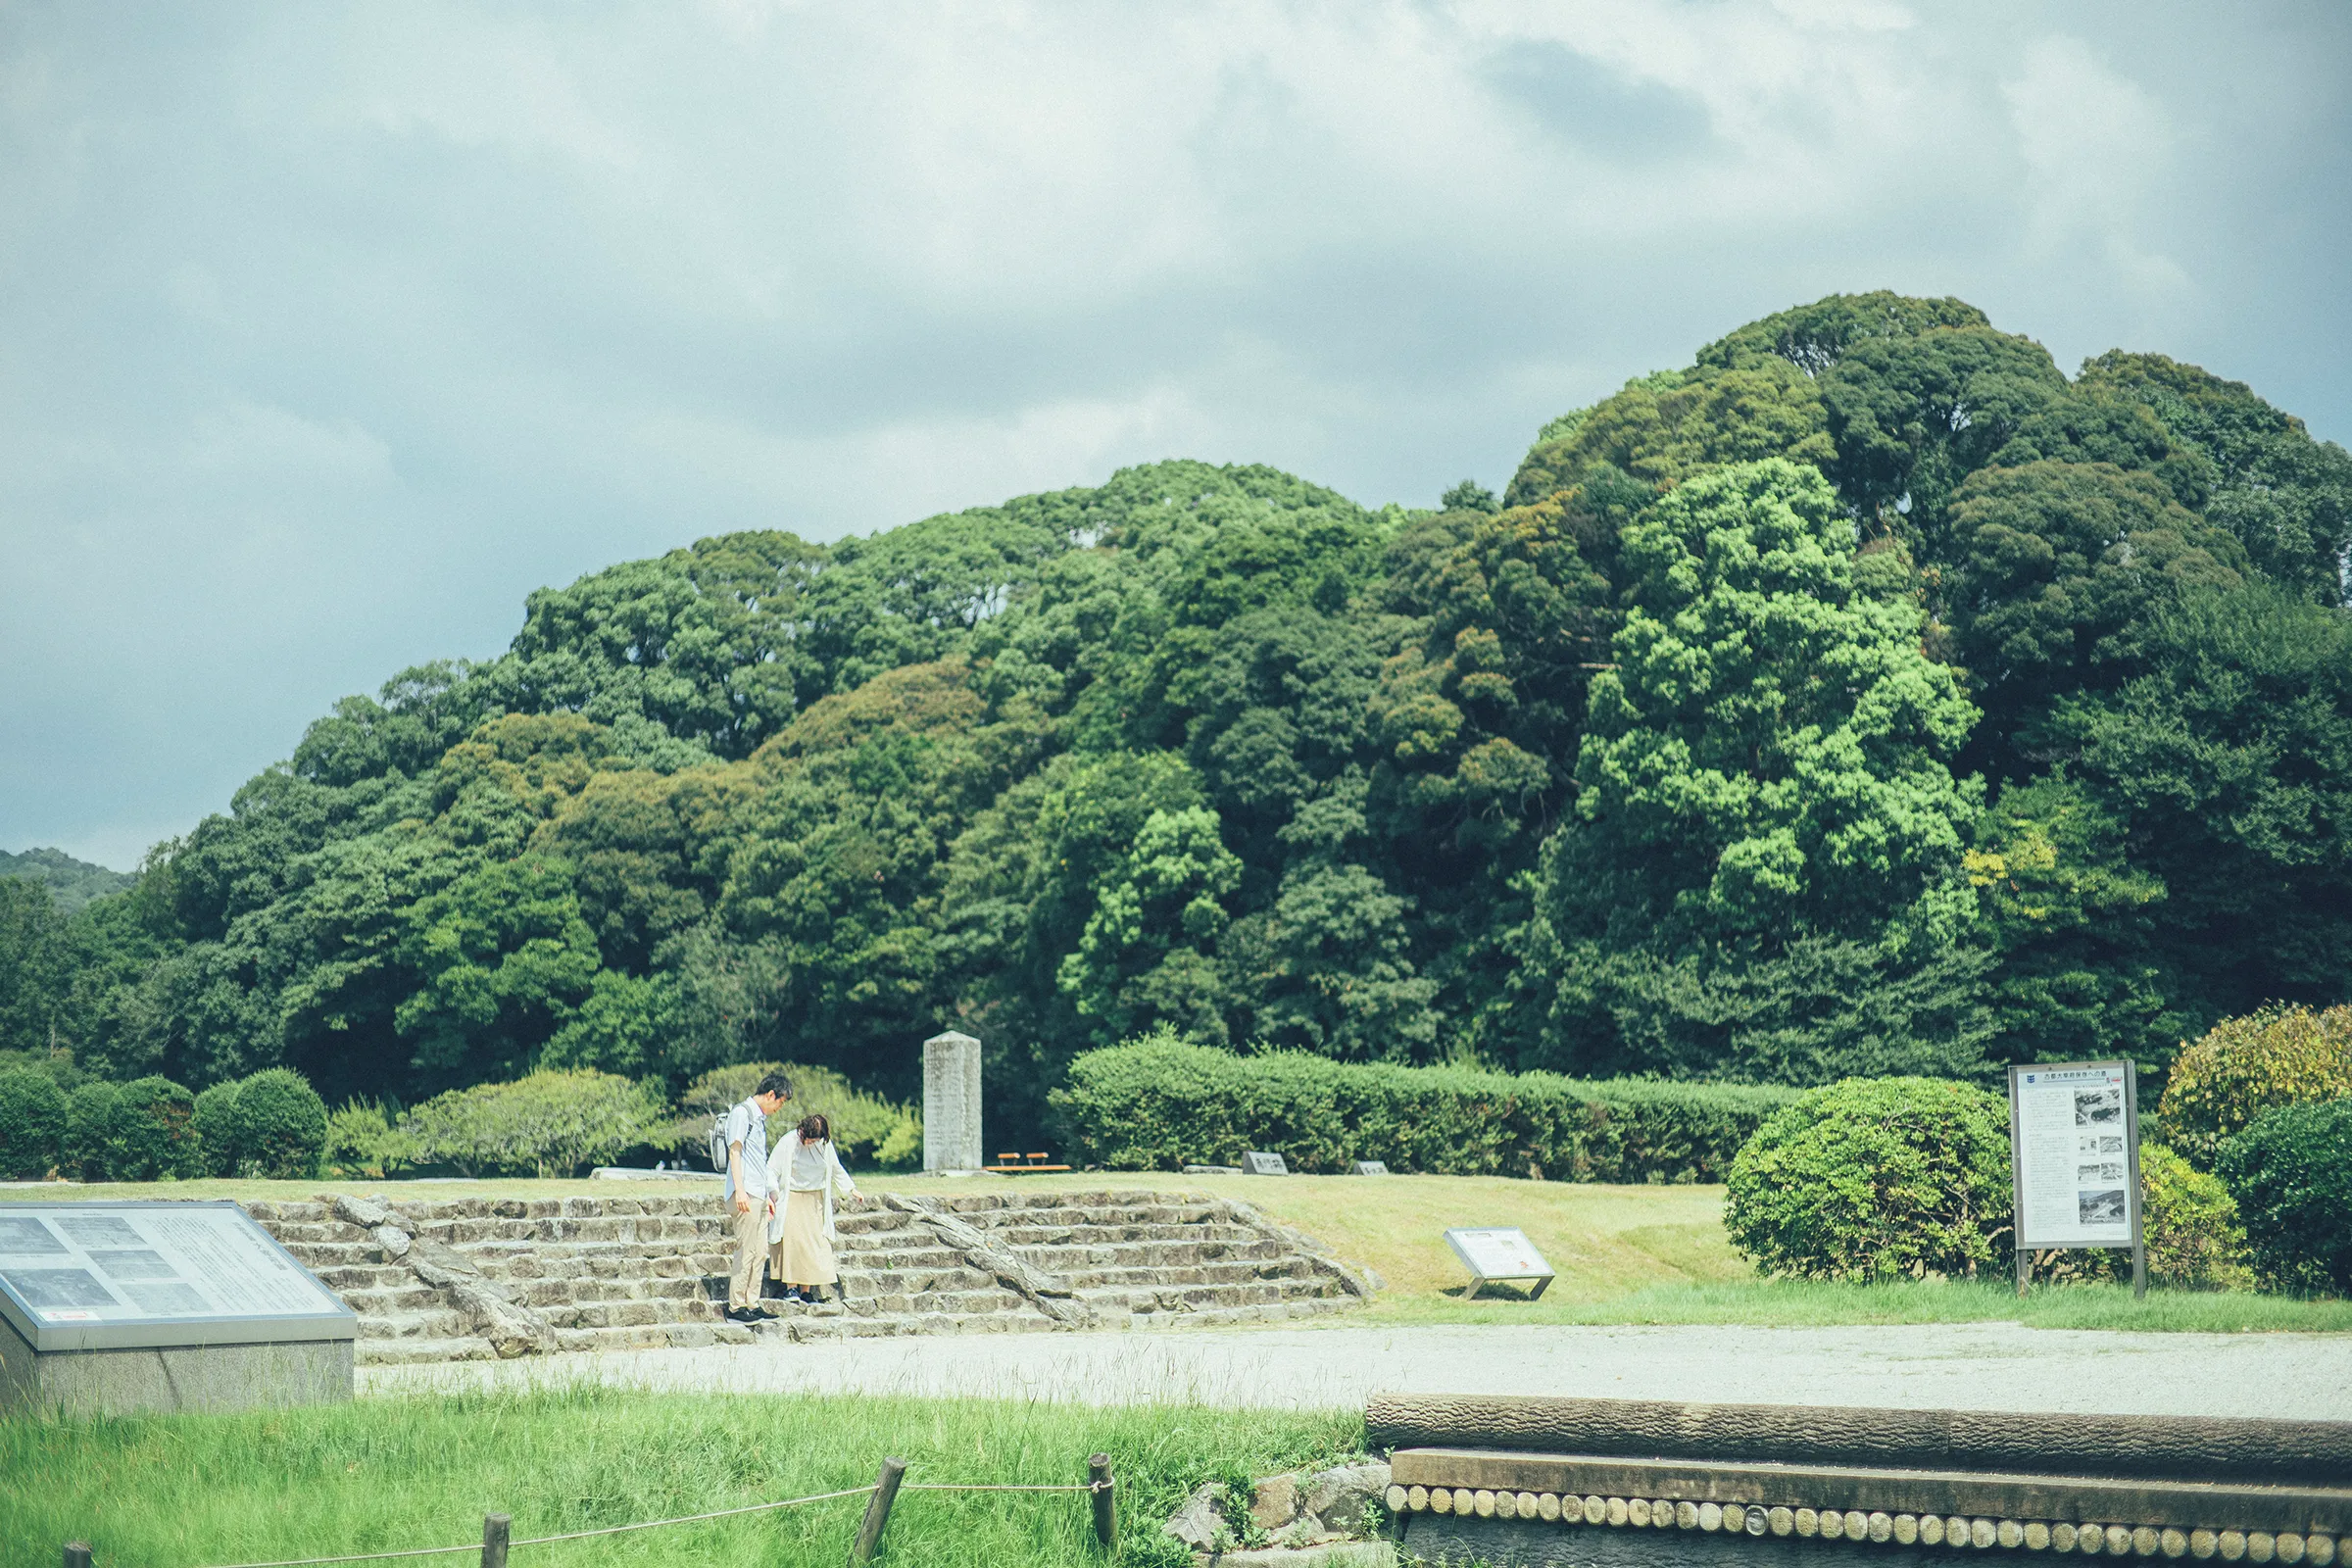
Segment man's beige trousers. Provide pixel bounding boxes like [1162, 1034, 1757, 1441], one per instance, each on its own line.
[727, 1200, 767, 1309]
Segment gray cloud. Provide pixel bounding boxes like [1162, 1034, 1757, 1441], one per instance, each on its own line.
[2, 0, 2345, 869]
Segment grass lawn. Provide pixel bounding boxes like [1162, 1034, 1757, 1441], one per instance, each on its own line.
[11, 1170, 2348, 1333]
[1, 1386, 1355, 1568]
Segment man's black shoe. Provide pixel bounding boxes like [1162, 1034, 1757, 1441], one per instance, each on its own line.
[724, 1305, 768, 1324]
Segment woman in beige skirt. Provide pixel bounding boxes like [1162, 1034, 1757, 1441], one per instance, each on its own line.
[766, 1112, 858, 1303]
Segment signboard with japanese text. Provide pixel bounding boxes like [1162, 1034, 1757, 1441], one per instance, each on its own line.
[2008, 1062, 2142, 1250]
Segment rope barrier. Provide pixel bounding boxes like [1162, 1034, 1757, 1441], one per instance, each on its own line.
[905, 1481, 1113, 1493]
[510, 1487, 882, 1545]
[166, 1472, 1117, 1568]
[185, 1485, 881, 1568]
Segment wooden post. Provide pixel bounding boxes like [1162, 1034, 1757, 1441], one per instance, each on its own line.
[1089, 1453, 1117, 1554]
[481, 1514, 510, 1568]
[64, 1544, 93, 1568]
[847, 1457, 908, 1568]
[2127, 1060, 2148, 1299]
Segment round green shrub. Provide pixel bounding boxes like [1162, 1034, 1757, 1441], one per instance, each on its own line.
[2217, 1096, 2352, 1296]
[112, 1076, 204, 1181]
[228, 1068, 329, 1180]
[192, 1080, 243, 1176]
[1725, 1075, 2013, 1281]
[0, 1067, 70, 1180]
[64, 1080, 125, 1181]
[2159, 1004, 2352, 1171]
[400, 1069, 667, 1177]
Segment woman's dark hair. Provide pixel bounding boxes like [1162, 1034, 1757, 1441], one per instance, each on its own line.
[797, 1112, 830, 1145]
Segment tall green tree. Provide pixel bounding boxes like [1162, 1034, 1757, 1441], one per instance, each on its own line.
[1539, 458, 1988, 1079]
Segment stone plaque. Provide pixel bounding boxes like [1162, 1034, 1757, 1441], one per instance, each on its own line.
[0, 1201, 354, 1352]
[1351, 1160, 1390, 1176]
[1242, 1151, 1290, 1175]
[923, 1029, 984, 1173]
[1444, 1226, 1555, 1299]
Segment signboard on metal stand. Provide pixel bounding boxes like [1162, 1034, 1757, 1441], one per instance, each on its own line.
[1444, 1227, 1555, 1299]
[2007, 1061, 2145, 1298]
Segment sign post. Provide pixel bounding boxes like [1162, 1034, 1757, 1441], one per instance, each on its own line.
[1443, 1228, 1555, 1300]
[2007, 1061, 2145, 1299]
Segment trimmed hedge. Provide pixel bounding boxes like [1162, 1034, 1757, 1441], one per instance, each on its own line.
[229, 1069, 330, 1179]
[2218, 1096, 2352, 1296]
[65, 1080, 123, 1181]
[111, 1076, 205, 1181]
[0, 1067, 69, 1179]
[2159, 1004, 2352, 1171]
[400, 1069, 668, 1177]
[1048, 1033, 1799, 1182]
[193, 1080, 242, 1175]
[1725, 1076, 2014, 1281]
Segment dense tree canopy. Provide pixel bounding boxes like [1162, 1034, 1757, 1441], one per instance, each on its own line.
[8, 293, 2348, 1145]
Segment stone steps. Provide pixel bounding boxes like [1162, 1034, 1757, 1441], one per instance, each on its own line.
[243, 1188, 1371, 1364]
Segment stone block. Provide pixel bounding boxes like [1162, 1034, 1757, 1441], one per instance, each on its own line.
[1255, 1474, 1301, 1532]
[0, 1314, 353, 1417]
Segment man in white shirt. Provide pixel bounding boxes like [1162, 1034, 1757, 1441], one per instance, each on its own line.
[723, 1071, 793, 1322]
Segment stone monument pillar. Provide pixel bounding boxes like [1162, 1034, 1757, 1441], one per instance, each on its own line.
[922, 1030, 984, 1173]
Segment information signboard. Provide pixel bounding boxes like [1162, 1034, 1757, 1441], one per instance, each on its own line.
[0, 1200, 356, 1352]
[1444, 1227, 1555, 1299]
[2007, 1061, 2144, 1295]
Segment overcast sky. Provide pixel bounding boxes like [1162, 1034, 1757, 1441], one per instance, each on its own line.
[4, 2, 2347, 871]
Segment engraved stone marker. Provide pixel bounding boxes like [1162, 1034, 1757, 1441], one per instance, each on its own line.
[922, 1030, 984, 1173]
[0, 1200, 356, 1415]
[1242, 1151, 1290, 1175]
[1350, 1160, 1390, 1176]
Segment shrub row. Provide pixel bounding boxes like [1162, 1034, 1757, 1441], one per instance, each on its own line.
[1048, 1033, 1800, 1182]
[0, 1066, 327, 1181]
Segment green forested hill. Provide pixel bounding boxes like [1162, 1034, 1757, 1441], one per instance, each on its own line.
[0, 849, 136, 914]
[5, 293, 2348, 1143]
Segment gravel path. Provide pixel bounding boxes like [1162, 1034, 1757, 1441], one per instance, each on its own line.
[364, 1321, 2352, 1418]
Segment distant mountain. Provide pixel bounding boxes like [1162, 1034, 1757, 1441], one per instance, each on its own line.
[0, 847, 136, 913]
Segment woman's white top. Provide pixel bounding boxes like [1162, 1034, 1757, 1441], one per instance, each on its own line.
[765, 1132, 858, 1243]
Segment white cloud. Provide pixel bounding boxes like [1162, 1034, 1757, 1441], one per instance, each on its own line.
[0, 1, 2343, 866]
[2003, 33, 2187, 297]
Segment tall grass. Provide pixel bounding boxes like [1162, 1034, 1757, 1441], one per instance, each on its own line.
[0, 1386, 1360, 1568]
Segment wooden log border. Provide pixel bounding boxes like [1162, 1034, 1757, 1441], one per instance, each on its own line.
[1381, 1465, 2341, 1565]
